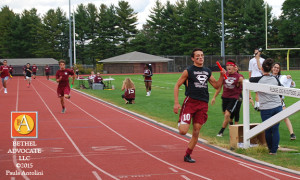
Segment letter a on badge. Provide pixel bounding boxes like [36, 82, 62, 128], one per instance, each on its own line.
[11, 112, 38, 138]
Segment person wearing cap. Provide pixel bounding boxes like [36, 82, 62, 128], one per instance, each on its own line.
[211, 59, 244, 137]
[249, 48, 265, 110]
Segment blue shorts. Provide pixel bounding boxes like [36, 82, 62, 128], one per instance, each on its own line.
[1, 76, 9, 84]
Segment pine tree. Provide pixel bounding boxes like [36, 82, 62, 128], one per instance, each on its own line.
[116, 0, 138, 54]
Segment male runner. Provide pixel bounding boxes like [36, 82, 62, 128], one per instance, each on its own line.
[45, 65, 50, 80]
[0, 60, 10, 93]
[211, 60, 243, 137]
[24, 63, 32, 87]
[56, 60, 75, 113]
[32, 64, 38, 79]
[174, 48, 224, 163]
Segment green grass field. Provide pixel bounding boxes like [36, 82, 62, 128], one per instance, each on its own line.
[72, 71, 300, 171]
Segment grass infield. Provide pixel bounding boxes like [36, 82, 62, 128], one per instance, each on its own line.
[71, 71, 300, 171]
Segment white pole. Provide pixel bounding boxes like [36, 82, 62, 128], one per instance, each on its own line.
[243, 80, 250, 148]
[221, 0, 225, 65]
[73, 9, 76, 65]
[69, 0, 72, 68]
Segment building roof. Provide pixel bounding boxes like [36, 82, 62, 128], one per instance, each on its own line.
[99, 51, 173, 63]
[0, 58, 58, 66]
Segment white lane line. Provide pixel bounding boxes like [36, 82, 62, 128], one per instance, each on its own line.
[181, 175, 191, 180]
[44, 79, 300, 179]
[13, 77, 30, 180]
[39, 80, 211, 180]
[16, 77, 19, 111]
[31, 83, 119, 180]
[92, 171, 102, 180]
[239, 163, 280, 180]
[66, 89, 300, 179]
[169, 167, 178, 173]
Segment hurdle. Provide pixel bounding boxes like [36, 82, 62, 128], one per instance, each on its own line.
[242, 79, 300, 149]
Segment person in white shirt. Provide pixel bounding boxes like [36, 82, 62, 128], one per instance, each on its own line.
[88, 71, 96, 89]
[249, 48, 265, 110]
[271, 63, 296, 140]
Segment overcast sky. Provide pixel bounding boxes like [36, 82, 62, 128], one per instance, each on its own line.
[1, 0, 285, 29]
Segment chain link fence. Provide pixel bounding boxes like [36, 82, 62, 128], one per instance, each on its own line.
[165, 55, 253, 72]
[164, 55, 300, 72]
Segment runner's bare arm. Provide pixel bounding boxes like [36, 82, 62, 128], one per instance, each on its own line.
[211, 86, 222, 105]
[237, 76, 244, 87]
[209, 70, 225, 89]
[174, 70, 188, 114]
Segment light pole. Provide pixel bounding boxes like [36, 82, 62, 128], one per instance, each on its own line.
[73, 9, 76, 65]
[69, 0, 73, 68]
[221, 0, 225, 65]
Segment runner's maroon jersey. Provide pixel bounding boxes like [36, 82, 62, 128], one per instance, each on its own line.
[56, 69, 74, 87]
[222, 72, 241, 99]
[124, 88, 135, 99]
[94, 76, 103, 83]
[32, 65, 38, 72]
[0, 65, 10, 78]
[144, 69, 152, 81]
[45, 67, 50, 73]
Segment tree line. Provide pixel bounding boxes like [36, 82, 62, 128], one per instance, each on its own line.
[0, 0, 299, 65]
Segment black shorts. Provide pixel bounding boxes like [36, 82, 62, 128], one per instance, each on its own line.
[46, 72, 49, 76]
[33, 72, 36, 75]
[222, 97, 239, 114]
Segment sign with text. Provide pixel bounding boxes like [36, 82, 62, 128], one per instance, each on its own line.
[11, 112, 38, 138]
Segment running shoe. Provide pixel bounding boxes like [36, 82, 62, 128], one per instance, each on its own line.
[217, 133, 223, 137]
[184, 155, 196, 163]
[291, 133, 296, 140]
[4, 89, 7, 94]
[61, 108, 66, 114]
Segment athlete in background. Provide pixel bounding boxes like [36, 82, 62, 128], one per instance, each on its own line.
[122, 78, 135, 104]
[144, 64, 152, 96]
[32, 64, 38, 79]
[0, 60, 10, 93]
[211, 59, 243, 137]
[45, 65, 51, 80]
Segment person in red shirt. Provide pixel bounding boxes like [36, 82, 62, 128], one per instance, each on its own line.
[121, 78, 135, 104]
[211, 59, 244, 137]
[8, 65, 13, 76]
[56, 60, 75, 113]
[94, 72, 104, 84]
[32, 64, 38, 79]
[143, 64, 152, 96]
[0, 60, 10, 94]
[45, 65, 50, 80]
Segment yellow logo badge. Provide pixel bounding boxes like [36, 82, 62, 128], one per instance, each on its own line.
[11, 112, 38, 138]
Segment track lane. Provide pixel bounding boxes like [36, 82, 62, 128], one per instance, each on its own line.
[1, 77, 299, 179]
[35, 78, 300, 179]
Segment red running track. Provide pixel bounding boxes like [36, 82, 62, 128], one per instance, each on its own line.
[0, 77, 299, 180]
